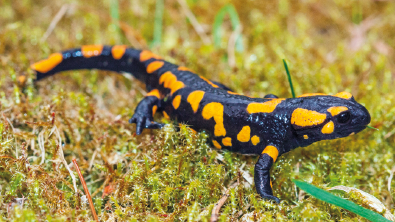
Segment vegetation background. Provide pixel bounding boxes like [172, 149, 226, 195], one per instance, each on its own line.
[0, 0, 394, 221]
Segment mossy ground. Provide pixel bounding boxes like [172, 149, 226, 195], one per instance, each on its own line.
[0, 0, 394, 221]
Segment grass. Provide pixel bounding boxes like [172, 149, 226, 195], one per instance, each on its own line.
[213, 3, 243, 51]
[152, 0, 164, 47]
[293, 180, 391, 222]
[109, 0, 121, 43]
[0, 0, 395, 221]
[283, 59, 295, 98]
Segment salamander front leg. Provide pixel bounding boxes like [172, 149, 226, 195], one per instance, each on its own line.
[254, 145, 280, 203]
[129, 90, 164, 135]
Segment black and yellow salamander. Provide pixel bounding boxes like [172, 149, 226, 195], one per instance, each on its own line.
[31, 45, 371, 203]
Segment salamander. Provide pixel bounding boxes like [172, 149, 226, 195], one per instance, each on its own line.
[31, 45, 371, 203]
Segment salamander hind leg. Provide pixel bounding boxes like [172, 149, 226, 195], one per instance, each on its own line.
[129, 89, 164, 135]
[254, 145, 280, 203]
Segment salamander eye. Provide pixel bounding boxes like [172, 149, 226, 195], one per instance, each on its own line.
[337, 111, 351, 124]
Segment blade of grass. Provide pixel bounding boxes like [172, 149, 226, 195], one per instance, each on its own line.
[283, 59, 295, 98]
[213, 4, 243, 51]
[367, 125, 379, 130]
[293, 180, 391, 222]
[177, 0, 211, 44]
[151, 0, 164, 47]
[110, 0, 121, 41]
[352, 1, 363, 25]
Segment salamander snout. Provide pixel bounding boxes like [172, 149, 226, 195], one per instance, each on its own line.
[346, 102, 371, 134]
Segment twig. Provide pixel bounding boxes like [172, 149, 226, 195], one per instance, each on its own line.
[38, 130, 46, 165]
[388, 166, 395, 193]
[177, 0, 211, 44]
[210, 181, 239, 222]
[1, 107, 12, 113]
[3, 114, 15, 133]
[1, 113, 15, 158]
[73, 159, 99, 222]
[41, 5, 69, 42]
[30, 126, 36, 155]
[239, 163, 253, 186]
[53, 126, 78, 193]
[88, 149, 98, 171]
[118, 21, 144, 49]
[0, 155, 16, 160]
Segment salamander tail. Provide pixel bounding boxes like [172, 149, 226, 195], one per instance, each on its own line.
[31, 45, 150, 82]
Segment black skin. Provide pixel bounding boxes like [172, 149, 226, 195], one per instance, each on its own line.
[129, 95, 164, 134]
[255, 154, 278, 202]
[32, 46, 371, 203]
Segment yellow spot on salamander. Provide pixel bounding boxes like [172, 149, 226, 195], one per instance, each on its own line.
[212, 140, 222, 149]
[247, 99, 285, 114]
[297, 93, 327, 98]
[251, 135, 260, 145]
[18, 76, 26, 85]
[81, 45, 103, 58]
[237, 126, 251, 142]
[111, 45, 127, 59]
[222, 137, 232, 147]
[187, 91, 205, 113]
[139, 50, 162, 61]
[152, 105, 158, 115]
[172, 95, 182, 109]
[159, 71, 185, 95]
[147, 61, 164, 73]
[190, 128, 197, 134]
[162, 111, 170, 119]
[199, 76, 219, 88]
[321, 121, 334, 134]
[227, 91, 240, 95]
[170, 82, 185, 95]
[327, 106, 349, 116]
[159, 72, 176, 88]
[146, 89, 161, 99]
[291, 108, 327, 127]
[30, 53, 63, 73]
[262, 145, 279, 162]
[334, 91, 353, 100]
[178, 66, 194, 72]
[303, 135, 308, 139]
[202, 102, 226, 137]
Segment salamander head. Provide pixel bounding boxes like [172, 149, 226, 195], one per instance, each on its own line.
[288, 92, 371, 147]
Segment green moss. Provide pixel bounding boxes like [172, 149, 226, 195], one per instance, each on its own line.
[0, 0, 394, 220]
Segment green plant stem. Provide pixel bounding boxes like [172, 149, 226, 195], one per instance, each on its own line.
[283, 59, 295, 98]
[293, 180, 391, 222]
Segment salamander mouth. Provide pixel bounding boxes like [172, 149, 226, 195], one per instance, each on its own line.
[293, 122, 368, 138]
[292, 124, 324, 137]
[340, 125, 367, 135]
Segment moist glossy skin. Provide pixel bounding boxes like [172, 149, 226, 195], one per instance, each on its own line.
[31, 45, 371, 203]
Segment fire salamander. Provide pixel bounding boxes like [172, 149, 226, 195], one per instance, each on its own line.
[31, 45, 371, 203]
